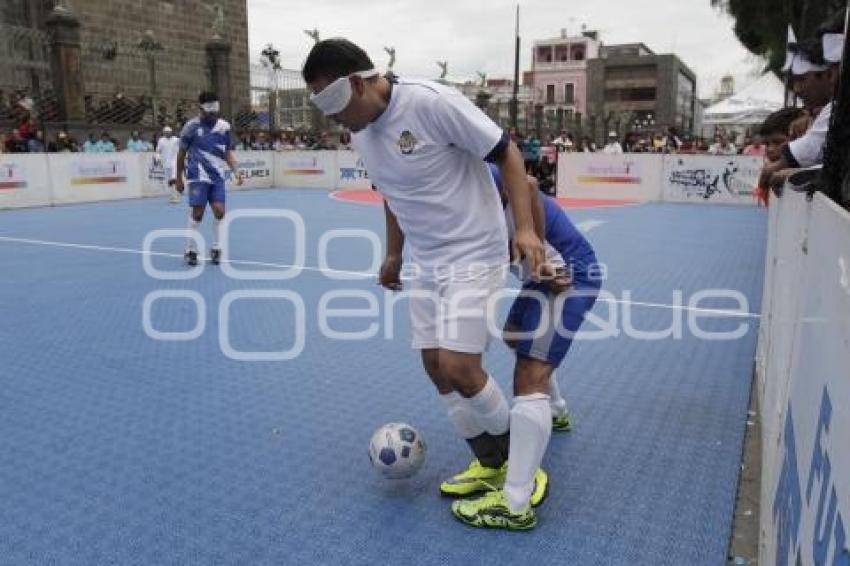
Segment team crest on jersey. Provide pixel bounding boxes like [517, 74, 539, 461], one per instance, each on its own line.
[398, 130, 417, 155]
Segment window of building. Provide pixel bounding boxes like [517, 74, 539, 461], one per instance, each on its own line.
[571, 46, 585, 61]
[555, 45, 569, 62]
[537, 46, 552, 63]
[546, 84, 556, 104]
[606, 65, 657, 81]
[675, 71, 695, 133]
[564, 83, 575, 104]
[604, 87, 657, 102]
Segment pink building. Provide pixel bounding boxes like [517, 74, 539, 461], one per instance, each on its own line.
[530, 30, 601, 118]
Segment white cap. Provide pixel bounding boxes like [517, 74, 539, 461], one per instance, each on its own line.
[163, 126, 173, 133]
[823, 33, 844, 64]
[608, 131, 617, 137]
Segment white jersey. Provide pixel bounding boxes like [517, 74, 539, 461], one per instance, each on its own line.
[156, 135, 181, 175]
[788, 102, 832, 168]
[351, 79, 508, 280]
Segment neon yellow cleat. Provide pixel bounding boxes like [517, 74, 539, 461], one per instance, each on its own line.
[440, 459, 507, 498]
[552, 409, 573, 432]
[451, 489, 537, 530]
[530, 467, 549, 507]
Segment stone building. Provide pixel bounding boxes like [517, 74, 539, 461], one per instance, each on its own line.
[0, 0, 250, 130]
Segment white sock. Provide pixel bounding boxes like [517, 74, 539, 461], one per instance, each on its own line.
[504, 393, 552, 513]
[466, 376, 510, 435]
[440, 391, 485, 439]
[211, 217, 222, 250]
[549, 371, 568, 416]
[186, 215, 200, 252]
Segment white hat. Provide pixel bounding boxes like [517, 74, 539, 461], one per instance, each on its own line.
[823, 33, 844, 64]
[789, 52, 829, 75]
[162, 126, 173, 133]
[608, 131, 617, 137]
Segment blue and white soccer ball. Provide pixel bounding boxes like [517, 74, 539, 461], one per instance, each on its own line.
[368, 422, 427, 479]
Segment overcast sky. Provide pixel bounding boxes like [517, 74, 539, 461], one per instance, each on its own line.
[247, 0, 763, 98]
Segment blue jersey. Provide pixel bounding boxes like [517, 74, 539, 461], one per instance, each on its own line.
[488, 162, 597, 277]
[179, 117, 234, 184]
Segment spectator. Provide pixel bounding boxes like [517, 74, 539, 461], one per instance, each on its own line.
[4, 129, 28, 153]
[522, 133, 541, 172]
[275, 129, 296, 151]
[578, 136, 595, 153]
[535, 158, 557, 196]
[156, 125, 181, 203]
[759, 108, 807, 163]
[97, 131, 116, 152]
[0, 89, 9, 121]
[235, 133, 250, 150]
[664, 127, 682, 153]
[338, 129, 352, 150]
[754, 107, 808, 203]
[55, 131, 77, 152]
[27, 129, 47, 153]
[83, 132, 99, 153]
[253, 131, 272, 150]
[312, 131, 337, 150]
[552, 130, 574, 152]
[126, 130, 149, 152]
[742, 134, 767, 157]
[710, 133, 737, 155]
[602, 131, 623, 154]
[17, 116, 36, 141]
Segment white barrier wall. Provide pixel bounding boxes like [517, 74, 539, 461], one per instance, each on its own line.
[233, 150, 275, 190]
[758, 191, 850, 565]
[274, 150, 337, 189]
[335, 150, 372, 190]
[556, 153, 664, 201]
[0, 154, 52, 209]
[140, 153, 170, 198]
[48, 152, 143, 205]
[0, 150, 768, 209]
[556, 153, 764, 205]
[662, 154, 762, 205]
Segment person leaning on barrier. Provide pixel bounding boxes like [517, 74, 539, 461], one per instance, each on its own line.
[753, 107, 808, 205]
[758, 27, 842, 191]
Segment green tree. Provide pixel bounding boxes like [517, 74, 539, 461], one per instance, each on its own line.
[712, 0, 844, 74]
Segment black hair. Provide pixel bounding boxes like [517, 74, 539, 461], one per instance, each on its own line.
[790, 37, 827, 66]
[302, 38, 374, 83]
[198, 91, 219, 104]
[818, 10, 845, 36]
[758, 107, 807, 136]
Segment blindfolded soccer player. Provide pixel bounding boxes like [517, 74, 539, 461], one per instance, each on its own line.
[304, 38, 557, 530]
[175, 91, 243, 266]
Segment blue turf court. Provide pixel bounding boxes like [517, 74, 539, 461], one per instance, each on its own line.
[0, 188, 766, 565]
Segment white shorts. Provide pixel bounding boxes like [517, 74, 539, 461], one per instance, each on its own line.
[409, 266, 507, 354]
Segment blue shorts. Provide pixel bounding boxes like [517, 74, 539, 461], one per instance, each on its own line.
[505, 278, 600, 368]
[188, 180, 226, 207]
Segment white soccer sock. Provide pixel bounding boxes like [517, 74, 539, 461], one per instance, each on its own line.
[466, 376, 510, 435]
[440, 391, 485, 439]
[504, 393, 552, 513]
[549, 371, 568, 416]
[186, 215, 200, 252]
[211, 217, 222, 250]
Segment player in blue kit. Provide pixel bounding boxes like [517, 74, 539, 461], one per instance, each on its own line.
[450, 164, 602, 528]
[175, 91, 243, 266]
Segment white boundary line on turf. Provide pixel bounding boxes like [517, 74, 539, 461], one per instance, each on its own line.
[0, 235, 761, 319]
